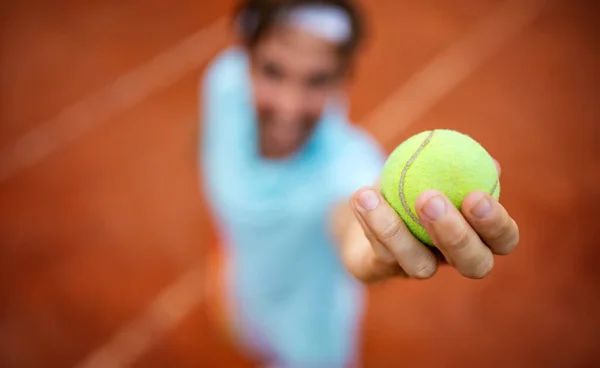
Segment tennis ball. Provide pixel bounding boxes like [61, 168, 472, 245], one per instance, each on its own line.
[380, 129, 500, 246]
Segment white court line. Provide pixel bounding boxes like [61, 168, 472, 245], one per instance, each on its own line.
[364, 0, 549, 144]
[74, 266, 207, 368]
[74, 0, 548, 366]
[0, 17, 229, 183]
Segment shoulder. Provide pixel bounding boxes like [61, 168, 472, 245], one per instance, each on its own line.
[323, 118, 386, 164]
[201, 46, 250, 97]
[317, 118, 386, 200]
[200, 47, 254, 162]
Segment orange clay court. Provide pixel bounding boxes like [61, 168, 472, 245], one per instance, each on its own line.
[1, 0, 599, 367]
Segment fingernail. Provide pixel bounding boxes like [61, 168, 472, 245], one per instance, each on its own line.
[358, 190, 379, 211]
[422, 195, 446, 221]
[471, 196, 492, 219]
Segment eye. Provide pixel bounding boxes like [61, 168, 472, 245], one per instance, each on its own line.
[261, 61, 284, 81]
[306, 72, 334, 89]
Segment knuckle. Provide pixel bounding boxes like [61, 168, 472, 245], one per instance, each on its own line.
[489, 218, 520, 255]
[412, 259, 437, 279]
[444, 224, 472, 252]
[376, 218, 404, 243]
[464, 254, 494, 279]
[500, 220, 520, 254]
[487, 215, 512, 241]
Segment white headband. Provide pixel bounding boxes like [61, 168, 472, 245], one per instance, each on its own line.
[279, 4, 352, 44]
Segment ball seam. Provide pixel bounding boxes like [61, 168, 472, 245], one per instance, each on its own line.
[489, 178, 499, 196]
[398, 130, 436, 227]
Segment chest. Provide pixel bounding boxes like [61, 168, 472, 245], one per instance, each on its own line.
[207, 133, 333, 234]
[219, 166, 330, 231]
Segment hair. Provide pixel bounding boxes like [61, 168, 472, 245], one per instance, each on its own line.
[234, 0, 366, 59]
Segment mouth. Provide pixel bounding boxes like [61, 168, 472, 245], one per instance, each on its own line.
[262, 118, 307, 154]
[270, 120, 303, 145]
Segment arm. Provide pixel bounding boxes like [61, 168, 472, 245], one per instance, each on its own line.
[199, 49, 247, 200]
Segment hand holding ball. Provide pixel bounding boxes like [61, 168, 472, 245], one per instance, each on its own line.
[380, 129, 500, 246]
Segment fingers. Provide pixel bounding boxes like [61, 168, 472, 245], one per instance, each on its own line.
[461, 191, 519, 255]
[352, 188, 438, 279]
[350, 157, 515, 282]
[415, 191, 494, 279]
[347, 206, 407, 280]
[349, 194, 397, 265]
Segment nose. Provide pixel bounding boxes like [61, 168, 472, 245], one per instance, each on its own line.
[273, 85, 304, 122]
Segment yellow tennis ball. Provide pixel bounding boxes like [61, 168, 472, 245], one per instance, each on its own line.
[380, 129, 500, 246]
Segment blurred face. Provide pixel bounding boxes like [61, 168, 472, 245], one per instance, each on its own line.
[249, 24, 347, 159]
